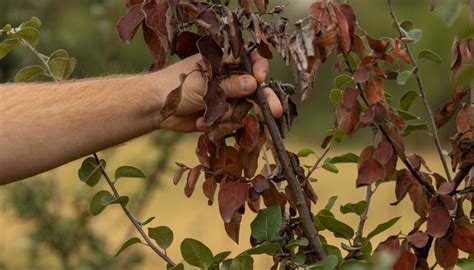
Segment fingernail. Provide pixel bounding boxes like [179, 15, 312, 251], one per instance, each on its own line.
[241, 77, 251, 92]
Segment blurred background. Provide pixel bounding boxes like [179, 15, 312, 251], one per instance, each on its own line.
[0, 0, 470, 269]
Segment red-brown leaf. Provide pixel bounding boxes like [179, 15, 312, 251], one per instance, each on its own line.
[196, 134, 210, 168]
[435, 91, 467, 128]
[451, 223, 474, 253]
[238, 0, 254, 13]
[203, 81, 229, 126]
[254, 0, 268, 14]
[175, 31, 201, 59]
[160, 83, 182, 121]
[364, 78, 385, 105]
[427, 205, 451, 238]
[437, 182, 455, 195]
[339, 88, 361, 135]
[218, 181, 249, 223]
[184, 165, 202, 198]
[393, 169, 415, 204]
[224, 212, 242, 244]
[451, 37, 461, 71]
[407, 231, 429, 248]
[142, 23, 165, 63]
[353, 66, 370, 83]
[367, 36, 389, 54]
[196, 9, 220, 35]
[117, 4, 145, 44]
[197, 35, 223, 80]
[356, 158, 385, 187]
[331, 4, 351, 53]
[408, 182, 430, 218]
[375, 140, 393, 165]
[202, 177, 217, 205]
[173, 167, 187, 185]
[434, 237, 458, 268]
[393, 250, 417, 270]
[238, 115, 260, 153]
[392, 38, 410, 64]
[252, 174, 270, 193]
[373, 235, 400, 257]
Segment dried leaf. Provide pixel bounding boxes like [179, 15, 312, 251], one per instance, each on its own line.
[184, 165, 202, 198]
[331, 4, 351, 53]
[238, 115, 260, 153]
[451, 223, 474, 253]
[202, 177, 217, 205]
[218, 181, 249, 223]
[392, 39, 410, 64]
[252, 175, 270, 193]
[434, 237, 458, 269]
[373, 235, 400, 257]
[238, 0, 254, 13]
[175, 31, 201, 59]
[364, 78, 385, 105]
[197, 35, 223, 80]
[160, 83, 183, 121]
[427, 205, 451, 238]
[196, 9, 220, 35]
[117, 4, 145, 44]
[392, 169, 415, 205]
[203, 81, 229, 126]
[435, 91, 467, 128]
[407, 232, 429, 248]
[408, 182, 430, 218]
[173, 167, 187, 185]
[375, 140, 393, 165]
[451, 37, 461, 71]
[224, 212, 242, 244]
[356, 158, 385, 187]
[196, 134, 210, 168]
[393, 250, 417, 270]
[254, 0, 268, 14]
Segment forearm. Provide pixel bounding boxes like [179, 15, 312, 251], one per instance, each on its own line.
[0, 72, 166, 185]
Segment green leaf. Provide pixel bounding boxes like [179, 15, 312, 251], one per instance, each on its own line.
[78, 157, 104, 187]
[47, 56, 76, 81]
[115, 237, 142, 257]
[436, 0, 463, 27]
[396, 70, 413, 85]
[329, 153, 359, 164]
[14, 27, 40, 46]
[0, 38, 20, 59]
[418, 50, 442, 64]
[397, 110, 420, 121]
[367, 217, 401, 240]
[167, 263, 184, 270]
[329, 89, 342, 104]
[340, 201, 368, 216]
[399, 20, 414, 31]
[148, 226, 173, 250]
[360, 237, 373, 256]
[406, 29, 422, 43]
[322, 162, 339, 174]
[245, 242, 281, 255]
[341, 242, 362, 251]
[140, 216, 155, 226]
[100, 195, 129, 207]
[323, 244, 343, 263]
[307, 255, 339, 270]
[90, 190, 114, 216]
[229, 255, 253, 270]
[14, 65, 45, 82]
[180, 238, 214, 269]
[317, 212, 354, 240]
[114, 166, 147, 181]
[250, 205, 282, 242]
[324, 196, 338, 211]
[400, 90, 419, 111]
[326, 128, 347, 143]
[402, 124, 429, 137]
[334, 74, 353, 89]
[285, 238, 309, 249]
[297, 148, 315, 158]
[213, 251, 231, 264]
[21, 17, 42, 28]
[341, 260, 370, 270]
[50, 49, 69, 59]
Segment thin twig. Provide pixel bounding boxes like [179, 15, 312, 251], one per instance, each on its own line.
[19, 38, 57, 81]
[387, 0, 452, 182]
[240, 48, 326, 260]
[92, 154, 176, 267]
[306, 145, 331, 179]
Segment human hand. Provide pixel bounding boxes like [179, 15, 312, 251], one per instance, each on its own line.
[154, 52, 282, 132]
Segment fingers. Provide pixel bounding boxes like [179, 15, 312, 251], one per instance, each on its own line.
[263, 87, 283, 119]
[161, 114, 200, 133]
[251, 50, 269, 84]
[220, 74, 257, 98]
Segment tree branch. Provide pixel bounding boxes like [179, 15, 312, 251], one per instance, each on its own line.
[387, 0, 452, 182]
[92, 154, 176, 267]
[240, 49, 326, 260]
[306, 145, 331, 180]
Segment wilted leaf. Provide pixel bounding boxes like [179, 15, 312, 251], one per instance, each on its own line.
[197, 35, 223, 80]
[180, 238, 214, 269]
[238, 115, 259, 153]
[393, 169, 415, 204]
[451, 224, 474, 253]
[356, 158, 385, 187]
[418, 50, 442, 64]
[115, 237, 142, 257]
[435, 91, 467, 128]
[353, 66, 370, 83]
[250, 205, 282, 242]
[203, 81, 229, 126]
[173, 167, 187, 185]
[393, 250, 417, 270]
[184, 165, 202, 198]
[175, 31, 201, 59]
[407, 231, 429, 248]
[364, 78, 385, 105]
[373, 235, 400, 258]
[160, 83, 183, 121]
[116, 4, 145, 44]
[252, 175, 269, 193]
[224, 212, 242, 244]
[427, 205, 451, 238]
[434, 236, 458, 268]
[14, 66, 45, 82]
[148, 226, 173, 250]
[202, 177, 216, 205]
[218, 181, 248, 223]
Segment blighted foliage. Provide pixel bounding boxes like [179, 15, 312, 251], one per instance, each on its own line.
[84, 0, 474, 269]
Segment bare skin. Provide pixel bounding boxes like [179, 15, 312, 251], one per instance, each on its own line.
[0, 53, 282, 185]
